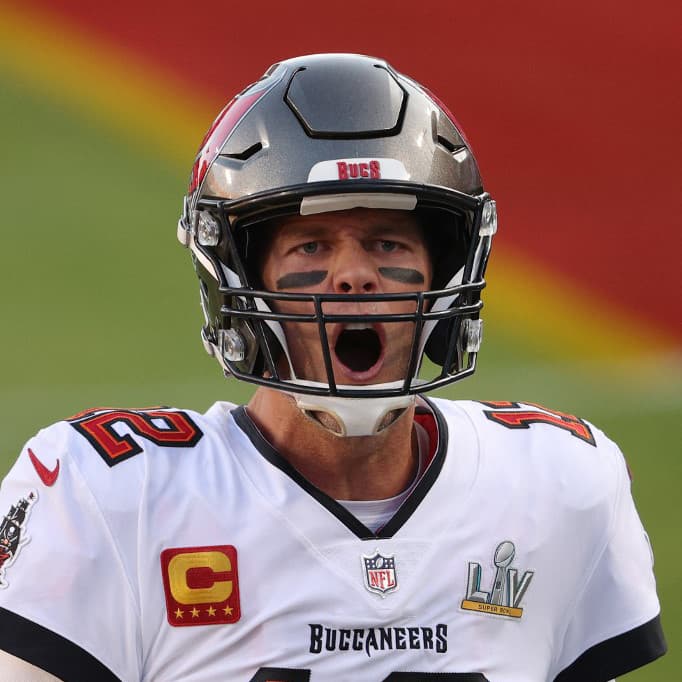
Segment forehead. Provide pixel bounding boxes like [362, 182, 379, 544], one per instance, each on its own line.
[268, 208, 425, 243]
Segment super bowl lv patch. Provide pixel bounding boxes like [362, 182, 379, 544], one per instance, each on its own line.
[0, 490, 38, 589]
[461, 540, 534, 619]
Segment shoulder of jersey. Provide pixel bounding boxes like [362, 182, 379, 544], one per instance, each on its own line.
[431, 396, 628, 502]
[432, 397, 614, 449]
[17, 401, 237, 491]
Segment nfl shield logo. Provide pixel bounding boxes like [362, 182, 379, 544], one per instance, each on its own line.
[362, 550, 398, 596]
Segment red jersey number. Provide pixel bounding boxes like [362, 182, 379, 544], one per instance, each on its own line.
[68, 408, 203, 465]
[480, 401, 595, 446]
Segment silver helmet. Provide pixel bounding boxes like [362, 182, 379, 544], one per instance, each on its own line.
[178, 53, 496, 407]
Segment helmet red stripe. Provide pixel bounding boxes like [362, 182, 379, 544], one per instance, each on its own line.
[189, 89, 267, 194]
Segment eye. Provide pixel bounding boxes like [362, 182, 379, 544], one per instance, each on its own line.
[379, 240, 398, 252]
[300, 241, 318, 254]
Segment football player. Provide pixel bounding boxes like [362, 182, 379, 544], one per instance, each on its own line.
[0, 54, 666, 681]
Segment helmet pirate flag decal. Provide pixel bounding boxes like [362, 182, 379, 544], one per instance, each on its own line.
[0, 490, 37, 589]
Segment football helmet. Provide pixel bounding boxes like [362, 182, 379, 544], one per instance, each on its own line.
[178, 53, 496, 421]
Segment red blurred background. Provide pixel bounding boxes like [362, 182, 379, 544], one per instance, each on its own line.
[3, 0, 681, 344]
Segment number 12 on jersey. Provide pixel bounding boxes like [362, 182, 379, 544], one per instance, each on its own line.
[480, 401, 595, 445]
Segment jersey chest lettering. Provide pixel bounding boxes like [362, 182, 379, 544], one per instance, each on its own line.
[308, 623, 448, 656]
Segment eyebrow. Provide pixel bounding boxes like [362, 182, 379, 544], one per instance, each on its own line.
[276, 270, 328, 289]
[378, 267, 425, 284]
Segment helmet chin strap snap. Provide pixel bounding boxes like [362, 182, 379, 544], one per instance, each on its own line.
[288, 381, 415, 437]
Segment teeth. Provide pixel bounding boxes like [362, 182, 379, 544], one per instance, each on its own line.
[344, 323, 371, 331]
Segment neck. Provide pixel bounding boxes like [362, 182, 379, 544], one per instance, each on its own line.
[247, 387, 418, 500]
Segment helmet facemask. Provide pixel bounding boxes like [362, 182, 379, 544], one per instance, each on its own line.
[186, 187, 493, 397]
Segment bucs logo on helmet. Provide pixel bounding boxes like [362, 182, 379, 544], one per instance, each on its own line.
[0, 491, 37, 588]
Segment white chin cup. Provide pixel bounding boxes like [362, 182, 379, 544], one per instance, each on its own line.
[288, 381, 415, 437]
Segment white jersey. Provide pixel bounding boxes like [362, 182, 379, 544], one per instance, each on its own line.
[0, 398, 665, 681]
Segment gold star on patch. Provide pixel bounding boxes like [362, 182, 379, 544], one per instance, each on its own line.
[174, 608, 184, 619]
[206, 606, 216, 617]
[223, 605, 233, 616]
[191, 607, 200, 618]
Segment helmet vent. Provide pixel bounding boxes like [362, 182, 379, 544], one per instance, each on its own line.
[436, 135, 464, 154]
[285, 59, 406, 138]
[222, 142, 263, 161]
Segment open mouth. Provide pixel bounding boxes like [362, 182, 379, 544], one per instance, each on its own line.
[333, 324, 383, 374]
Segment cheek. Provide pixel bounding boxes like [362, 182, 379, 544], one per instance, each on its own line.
[280, 322, 321, 365]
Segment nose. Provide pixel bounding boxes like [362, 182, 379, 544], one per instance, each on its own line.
[331, 242, 379, 294]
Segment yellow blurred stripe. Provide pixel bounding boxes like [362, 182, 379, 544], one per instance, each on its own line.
[486, 246, 676, 361]
[0, 1, 677, 364]
[0, 1, 207, 166]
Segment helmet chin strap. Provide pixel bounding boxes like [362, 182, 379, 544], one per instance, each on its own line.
[287, 381, 415, 437]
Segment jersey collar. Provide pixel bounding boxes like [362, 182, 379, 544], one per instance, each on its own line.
[230, 398, 449, 540]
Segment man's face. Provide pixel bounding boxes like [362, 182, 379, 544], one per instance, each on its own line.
[259, 208, 433, 386]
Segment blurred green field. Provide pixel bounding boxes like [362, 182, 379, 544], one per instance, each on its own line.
[1, 75, 679, 679]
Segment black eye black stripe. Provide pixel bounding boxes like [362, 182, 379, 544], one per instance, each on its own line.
[276, 271, 328, 289]
[378, 267, 424, 284]
[275, 267, 424, 289]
